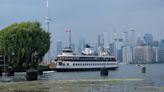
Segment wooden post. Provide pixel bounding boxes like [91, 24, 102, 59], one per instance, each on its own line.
[100, 67, 108, 76]
[26, 68, 38, 81]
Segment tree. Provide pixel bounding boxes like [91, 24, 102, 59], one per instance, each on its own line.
[0, 21, 50, 69]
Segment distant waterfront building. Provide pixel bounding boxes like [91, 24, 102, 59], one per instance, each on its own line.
[153, 41, 159, 47]
[136, 37, 144, 46]
[109, 42, 116, 56]
[143, 46, 153, 63]
[123, 31, 129, 46]
[115, 38, 123, 62]
[152, 47, 159, 63]
[159, 39, 164, 62]
[135, 46, 144, 63]
[122, 31, 133, 64]
[130, 30, 136, 62]
[56, 41, 63, 56]
[135, 46, 152, 63]
[97, 34, 104, 48]
[143, 33, 153, 46]
[77, 38, 86, 54]
[117, 49, 123, 62]
[122, 46, 132, 64]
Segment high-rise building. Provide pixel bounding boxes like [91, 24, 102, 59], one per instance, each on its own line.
[115, 38, 123, 62]
[143, 46, 152, 63]
[97, 34, 104, 48]
[130, 30, 135, 62]
[122, 31, 133, 64]
[123, 31, 129, 46]
[143, 33, 153, 46]
[109, 42, 116, 56]
[136, 37, 144, 46]
[56, 41, 63, 56]
[135, 46, 144, 63]
[135, 46, 152, 63]
[122, 46, 132, 64]
[159, 39, 164, 62]
[77, 38, 86, 54]
[153, 41, 159, 47]
[152, 47, 159, 63]
[117, 49, 123, 62]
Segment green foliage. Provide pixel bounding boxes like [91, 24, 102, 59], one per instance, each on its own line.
[0, 21, 50, 69]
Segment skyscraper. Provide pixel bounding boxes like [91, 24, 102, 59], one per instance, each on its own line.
[130, 30, 135, 62]
[135, 46, 153, 63]
[159, 39, 164, 62]
[122, 46, 132, 64]
[152, 47, 159, 63]
[109, 43, 116, 56]
[135, 46, 144, 63]
[56, 41, 63, 56]
[115, 38, 123, 62]
[136, 37, 144, 46]
[77, 38, 86, 54]
[97, 34, 104, 49]
[143, 33, 153, 46]
[143, 46, 153, 63]
[122, 31, 133, 64]
[123, 31, 129, 46]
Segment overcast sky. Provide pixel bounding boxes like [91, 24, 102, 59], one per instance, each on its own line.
[1, 0, 164, 50]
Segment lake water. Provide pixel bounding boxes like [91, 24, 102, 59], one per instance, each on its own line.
[0, 64, 164, 92]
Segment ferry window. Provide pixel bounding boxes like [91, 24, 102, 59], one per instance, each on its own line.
[67, 63, 69, 66]
[58, 62, 62, 66]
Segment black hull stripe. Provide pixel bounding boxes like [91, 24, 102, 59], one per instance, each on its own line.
[54, 67, 118, 72]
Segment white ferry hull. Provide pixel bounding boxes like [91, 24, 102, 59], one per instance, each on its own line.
[54, 61, 118, 72]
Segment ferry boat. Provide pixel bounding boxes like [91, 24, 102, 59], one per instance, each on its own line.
[53, 45, 118, 72]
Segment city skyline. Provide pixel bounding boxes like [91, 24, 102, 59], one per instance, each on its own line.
[0, 0, 164, 44]
[55, 31, 164, 63]
[1, 0, 164, 60]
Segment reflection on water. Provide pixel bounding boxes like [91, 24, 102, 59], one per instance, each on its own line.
[0, 64, 164, 92]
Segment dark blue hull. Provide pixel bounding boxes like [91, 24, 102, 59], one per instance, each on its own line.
[54, 67, 118, 72]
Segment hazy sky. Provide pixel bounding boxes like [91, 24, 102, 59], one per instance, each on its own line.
[1, 0, 164, 49]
